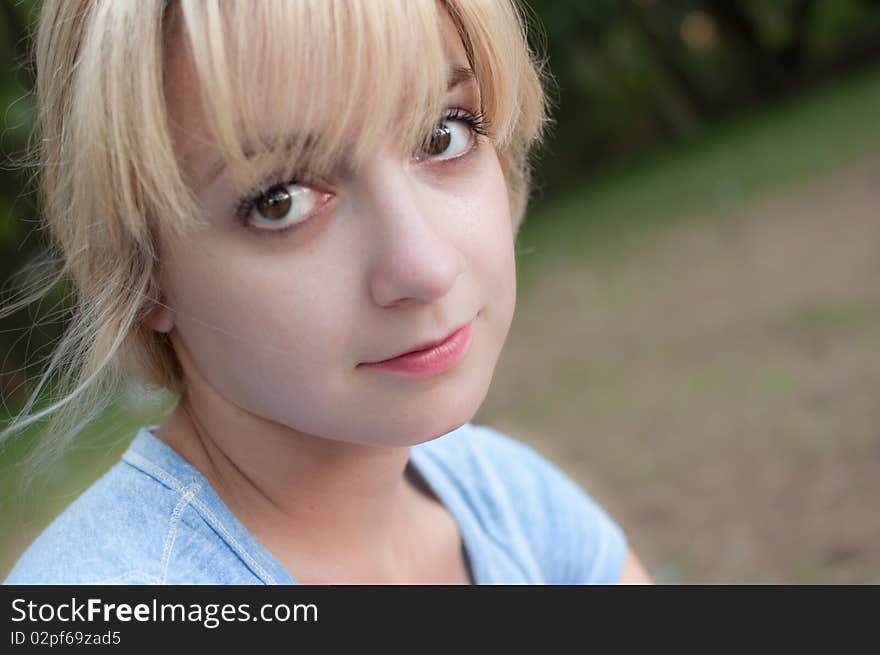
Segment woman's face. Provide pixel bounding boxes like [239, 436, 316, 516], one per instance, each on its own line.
[152, 8, 517, 446]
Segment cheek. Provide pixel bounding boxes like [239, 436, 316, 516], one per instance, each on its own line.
[462, 153, 517, 329]
[161, 238, 357, 414]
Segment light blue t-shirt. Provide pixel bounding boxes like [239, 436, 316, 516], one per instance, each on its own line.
[4, 422, 627, 584]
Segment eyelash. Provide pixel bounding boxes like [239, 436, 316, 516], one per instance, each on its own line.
[232, 107, 490, 238]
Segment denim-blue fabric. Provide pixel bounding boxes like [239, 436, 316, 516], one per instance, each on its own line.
[4, 422, 627, 584]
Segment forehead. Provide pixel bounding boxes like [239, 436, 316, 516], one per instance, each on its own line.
[162, 1, 476, 190]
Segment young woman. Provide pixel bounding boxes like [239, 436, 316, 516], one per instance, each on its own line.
[2, 0, 651, 584]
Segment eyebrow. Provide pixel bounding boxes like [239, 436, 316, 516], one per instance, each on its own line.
[194, 65, 477, 191]
[447, 65, 476, 90]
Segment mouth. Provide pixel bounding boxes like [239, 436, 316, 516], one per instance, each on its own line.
[361, 319, 472, 364]
[392, 324, 470, 360]
[357, 319, 474, 376]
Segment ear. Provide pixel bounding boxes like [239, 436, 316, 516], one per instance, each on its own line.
[142, 304, 174, 333]
[139, 271, 174, 333]
[140, 300, 174, 333]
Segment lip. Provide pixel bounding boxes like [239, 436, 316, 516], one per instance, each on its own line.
[358, 321, 473, 377]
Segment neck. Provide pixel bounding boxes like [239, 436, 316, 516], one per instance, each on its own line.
[154, 389, 432, 579]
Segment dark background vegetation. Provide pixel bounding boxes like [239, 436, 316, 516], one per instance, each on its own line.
[530, 0, 880, 175]
[2, 0, 879, 583]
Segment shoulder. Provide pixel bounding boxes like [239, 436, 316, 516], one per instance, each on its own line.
[416, 422, 629, 584]
[3, 459, 176, 584]
[3, 435, 255, 585]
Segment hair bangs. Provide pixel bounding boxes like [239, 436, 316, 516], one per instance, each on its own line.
[174, 0, 457, 199]
[55, 0, 200, 251]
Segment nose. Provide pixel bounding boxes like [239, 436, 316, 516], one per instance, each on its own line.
[358, 149, 466, 308]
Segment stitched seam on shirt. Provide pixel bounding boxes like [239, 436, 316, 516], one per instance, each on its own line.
[466, 430, 550, 581]
[586, 520, 609, 584]
[434, 433, 547, 582]
[157, 482, 201, 585]
[465, 443, 545, 583]
[186, 497, 277, 584]
[474, 427, 612, 584]
[123, 452, 278, 584]
[124, 452, 193, 495]
[418, 446, 541, 584]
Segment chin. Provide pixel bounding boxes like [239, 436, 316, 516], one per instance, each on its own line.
[336, 372, 491, 448]
[399, 372, 496, 446]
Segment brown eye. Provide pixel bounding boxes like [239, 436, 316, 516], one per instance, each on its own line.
[422, 123, 452, 157]
[256, 185, 292, 220]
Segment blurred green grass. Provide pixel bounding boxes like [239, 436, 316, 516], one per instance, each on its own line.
[515, 62, 880, 289]
[0, 394, 172, 577]
[4, 62, 880, 580]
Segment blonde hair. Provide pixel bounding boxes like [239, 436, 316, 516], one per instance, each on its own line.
[0, 0, 551, 473]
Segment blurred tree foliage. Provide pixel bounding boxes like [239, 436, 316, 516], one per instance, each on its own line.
[3, 0, 880, 403]
[1, 0, 41, 407]
[525, 0, 880, 187]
